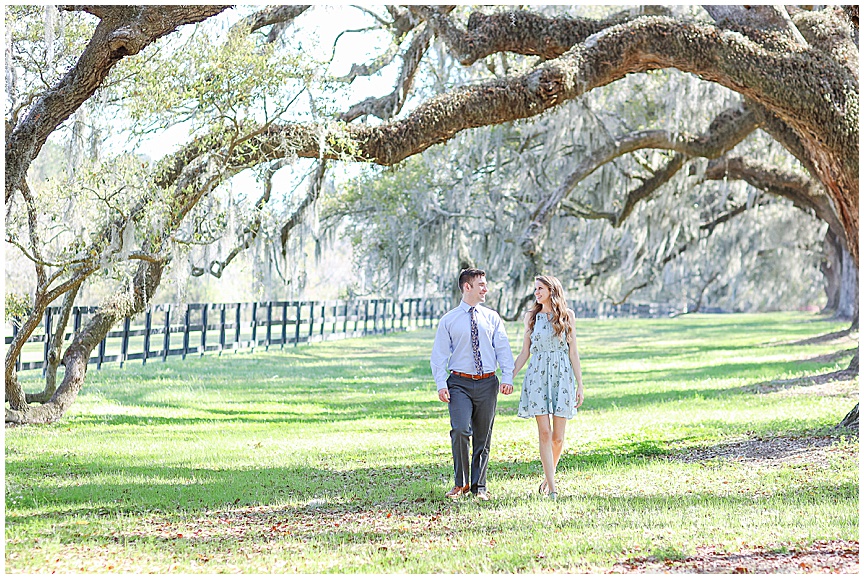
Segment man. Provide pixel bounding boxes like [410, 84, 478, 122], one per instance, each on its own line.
[430, 268, 515, 501]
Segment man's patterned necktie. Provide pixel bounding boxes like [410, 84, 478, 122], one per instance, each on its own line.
[469, 307, 483, 375]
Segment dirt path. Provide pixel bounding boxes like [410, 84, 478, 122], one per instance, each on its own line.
[609, 540, 859, 573]
[616, 432, 860, 574]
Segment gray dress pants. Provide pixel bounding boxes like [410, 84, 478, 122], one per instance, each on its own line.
[446, 373, 499, 492]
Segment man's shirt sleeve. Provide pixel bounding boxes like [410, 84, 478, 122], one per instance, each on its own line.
[430, 317, 451, 391]
[493, 313, 515, 384]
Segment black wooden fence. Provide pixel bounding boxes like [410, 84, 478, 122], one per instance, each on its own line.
[568, 300, 680, 318]
[7, 297, 451, 372]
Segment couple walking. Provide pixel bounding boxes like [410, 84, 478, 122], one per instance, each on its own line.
[430, 268, 584, 501]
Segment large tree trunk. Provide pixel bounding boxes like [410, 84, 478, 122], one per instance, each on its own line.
[5, 260, 164, 425]
[27, 286, 80, 404]
[821, 230, 859, 320]
[837, 244, 859, 320]
[839, 403, 858, 430]
[821, 231, 843, 313]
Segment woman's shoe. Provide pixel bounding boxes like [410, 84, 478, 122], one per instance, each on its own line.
[548, 492, 558, 500]
[539, 480, 549, 495]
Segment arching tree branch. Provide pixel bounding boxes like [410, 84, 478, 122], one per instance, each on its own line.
[340, 24, 433, 122]
[410, 5, 671, 66]
[5, 5, 228, 205]
[701, 156, 845, 243]
[237, 5, 310, 35]
[518, 103, 757, 260]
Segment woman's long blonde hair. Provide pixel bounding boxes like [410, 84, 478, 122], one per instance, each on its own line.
[528, 275, 572, 340]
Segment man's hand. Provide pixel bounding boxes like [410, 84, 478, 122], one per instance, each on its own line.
[500, 383, 513, 395]
[438, 388, 451, 403]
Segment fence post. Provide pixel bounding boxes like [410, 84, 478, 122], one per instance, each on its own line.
[308, 301, 315, 340]
[142, 308, 152, 365]
[363, 300, 370, 335]
[73, 306, 82, 335]
[234, 303, 242, 350]
[250, 302, 259, 351]
[281, 302, 288, 349]
[332, 302, 338, 335]
[319, 301, 326, 337]
[97, 333, 106, 370]
[120, 316, 131, 368]
[200, 304, 208, 357]
[162, 305, 171, 362]
[219, 304, 226, 355]
[294, 301, 301, 346]
[182, 305, 191, 360]
[42, 307, 54, 377]
[354, 301, 360, 333]
[12, 318, 21, 372]
[265, 301, 273, 351]
[342, 301, 349, 334]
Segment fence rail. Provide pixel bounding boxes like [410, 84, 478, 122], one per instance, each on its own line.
[6, 297, 451, 373]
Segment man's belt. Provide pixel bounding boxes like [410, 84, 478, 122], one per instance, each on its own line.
[451, 370, 496, 380]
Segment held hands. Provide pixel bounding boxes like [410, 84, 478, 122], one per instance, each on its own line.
[439, 384, 513, 401]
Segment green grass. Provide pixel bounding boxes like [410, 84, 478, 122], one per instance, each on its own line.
[4, 312, 859, 573]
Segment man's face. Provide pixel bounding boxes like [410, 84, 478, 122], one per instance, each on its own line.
[463, 275, 488, 304]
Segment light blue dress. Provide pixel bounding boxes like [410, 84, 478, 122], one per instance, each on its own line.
[517, 313, 577, 419]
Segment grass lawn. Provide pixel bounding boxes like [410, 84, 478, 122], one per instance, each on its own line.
[4, 312, 859, 573]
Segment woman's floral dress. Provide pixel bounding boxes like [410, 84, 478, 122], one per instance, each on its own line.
[517, 313, 576, 419]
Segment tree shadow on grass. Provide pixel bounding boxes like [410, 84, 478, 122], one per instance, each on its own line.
[799, 348, 858, 365]
[741, 367, 859, 394]
[787, 326, 857, 346]
[9, 425, 854, 525]
[660, 431, 856, 464]
[65, 397, 450, 427]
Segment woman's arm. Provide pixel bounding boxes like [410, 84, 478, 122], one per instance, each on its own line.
[566, 309, 584, 407]
[512, 312, 533, 376]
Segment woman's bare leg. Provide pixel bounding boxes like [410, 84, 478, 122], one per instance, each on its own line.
[551, 415, 568, 471]
[535, 415, 556, 494]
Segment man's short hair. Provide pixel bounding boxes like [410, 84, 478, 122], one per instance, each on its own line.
[458, 268, 486, 292]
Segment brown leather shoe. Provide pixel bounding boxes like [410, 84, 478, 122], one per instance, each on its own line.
[445, 484, 470, 499]
[474, 489, 490, 501]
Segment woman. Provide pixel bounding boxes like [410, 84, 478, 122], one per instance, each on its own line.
[514, 275, 584, 499]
